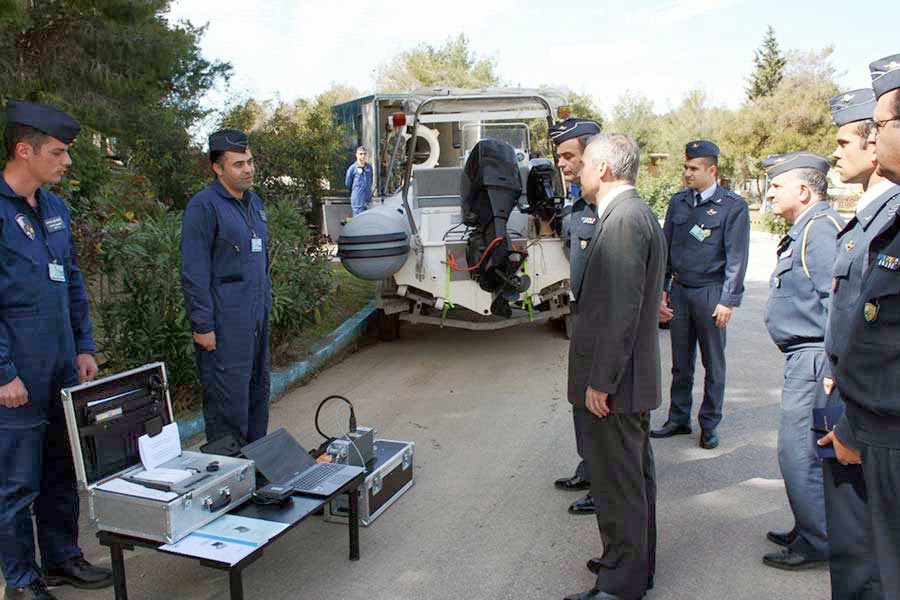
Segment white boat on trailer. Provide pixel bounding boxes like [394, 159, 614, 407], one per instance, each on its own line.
[337, 87, 575, 338]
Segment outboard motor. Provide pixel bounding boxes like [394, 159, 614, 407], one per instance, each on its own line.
[522, 157, 559, 222]
[460, 139, 530, 317]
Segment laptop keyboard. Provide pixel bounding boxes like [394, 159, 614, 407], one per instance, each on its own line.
[293, 463, 343, 489]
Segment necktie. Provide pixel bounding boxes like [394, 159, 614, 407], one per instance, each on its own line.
[777, 234, 791, 257]
[694, 192, 701, 208]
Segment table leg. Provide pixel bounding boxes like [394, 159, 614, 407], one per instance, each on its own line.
[229, 568, 245, 600]
[110, 542, 128, 600]
[349, 485, 360, 561]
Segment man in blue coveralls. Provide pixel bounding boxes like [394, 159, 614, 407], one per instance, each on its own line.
[652, 141, 750, 449]
[551, 118, 601, 517]
[181, 129, 271, 446]
[345, 146, 373, 216]
[761, 151, 843, 571]
[1, 101, 112, 599]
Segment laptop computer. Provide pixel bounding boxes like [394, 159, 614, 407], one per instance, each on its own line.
[241, 428, 365, 498]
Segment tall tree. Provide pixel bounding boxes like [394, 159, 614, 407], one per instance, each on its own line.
[375, 34, 500, 92]
[746, 25, 786, 101]
[607, 92, 660, 153]
[725, 46, 840, 197]
[0, 0, 231, 205]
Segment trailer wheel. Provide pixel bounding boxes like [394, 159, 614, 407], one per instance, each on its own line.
[376, 310, 401, 341]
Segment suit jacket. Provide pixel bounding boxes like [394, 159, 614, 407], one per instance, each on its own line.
[568, 188, 667, 413]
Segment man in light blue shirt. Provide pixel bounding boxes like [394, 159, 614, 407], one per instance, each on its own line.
[345, 146, 373, 216]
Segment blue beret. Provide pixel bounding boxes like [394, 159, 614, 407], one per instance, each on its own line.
[870, 54, 900, 99]
[830, 89, 876, 126]
[549, 118, 601, 145]
[762, 151, 831, 179]
[685, 140, 719, 158]
[5, 100, 80, 144]
[209, 129, 249, 153]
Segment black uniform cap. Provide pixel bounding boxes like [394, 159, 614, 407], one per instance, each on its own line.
[5, 99, 80, 144]
[549, 118, 601, 145]
[829, 89, 876, 126]
[762, 151, 831, 179]
[685, 140, 719, 159]
[209, 129, 250, 153]
[870, 53, 900, 99]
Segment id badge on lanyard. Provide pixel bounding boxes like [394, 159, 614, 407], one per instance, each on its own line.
[251, 237, 263, 253]
[49, 261, 66, 282]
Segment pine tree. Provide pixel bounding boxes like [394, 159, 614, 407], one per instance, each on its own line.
[746, 26, 786, 101]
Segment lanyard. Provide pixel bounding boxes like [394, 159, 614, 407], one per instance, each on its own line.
[233, 194, 257, 238]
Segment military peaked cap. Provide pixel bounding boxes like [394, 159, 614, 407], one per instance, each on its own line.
[685, 140, 719, 158]
[549, 118, 601, 145]
[5, 100, 80, 144]
[870, 53, 900, 99]
[830, 89, 876, 126]
[762, 151, 831, 179]
[209, 129, 250, 153]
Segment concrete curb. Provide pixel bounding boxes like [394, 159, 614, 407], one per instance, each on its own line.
[179, 300, 378, 443]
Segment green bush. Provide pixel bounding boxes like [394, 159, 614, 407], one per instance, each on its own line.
[92, 198, 333, 413]
[761, 211, 790, 236]
[636, 170, 682, 218]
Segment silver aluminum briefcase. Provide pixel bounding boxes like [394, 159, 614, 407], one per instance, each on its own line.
[324, 439, 414, 526]
[61, 362, 255, 544]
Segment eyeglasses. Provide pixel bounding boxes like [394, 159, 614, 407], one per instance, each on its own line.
[868, 116, 900, 137]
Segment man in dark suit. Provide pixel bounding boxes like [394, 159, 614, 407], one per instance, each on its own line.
[564, 133, 666, 600]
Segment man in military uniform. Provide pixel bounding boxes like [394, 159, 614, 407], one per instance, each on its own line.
[817, 88, 894, 598]
[181, 129, 271, 446]
[550, 117, 602, 516]
[652, 141, 750, 449]
[819, 53, 900, 598]
[760, 152, 844, 571]
[1, 101, 112, 599]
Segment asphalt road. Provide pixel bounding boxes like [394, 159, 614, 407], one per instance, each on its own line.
[49, 231, 835, 600]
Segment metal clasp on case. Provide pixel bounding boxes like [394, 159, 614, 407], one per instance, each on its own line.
[372, 474, 383, 495]
[238, 466, 249, 481]
[402, 449, 412, 470]
[182, 492, 193, 510]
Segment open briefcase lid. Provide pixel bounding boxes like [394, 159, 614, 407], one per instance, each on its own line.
[60, 362, 174, 490]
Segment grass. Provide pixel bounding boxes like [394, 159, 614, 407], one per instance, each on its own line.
[269, 263, 376, 369]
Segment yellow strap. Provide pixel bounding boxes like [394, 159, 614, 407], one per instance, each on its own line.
[801, 214, 843, 279]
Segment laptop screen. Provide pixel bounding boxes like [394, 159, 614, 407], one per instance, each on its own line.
[241, 428, 316, 483]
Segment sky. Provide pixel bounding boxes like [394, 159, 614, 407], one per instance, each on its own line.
[167, 0, 900, 120]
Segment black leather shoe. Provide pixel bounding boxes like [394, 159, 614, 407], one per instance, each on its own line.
[767, 528, 799, 547]
[650, 421, 691, 438]
[564, 590, 624, 600]
[762, 547, 826, 571]
[4, 580, 58, 600]
[555, 474, 591, 491]
[43, 556, 113, 589]
[568, 494, 595, 515]
[699, 429, 719, 449]
[587, 558, 654, 590]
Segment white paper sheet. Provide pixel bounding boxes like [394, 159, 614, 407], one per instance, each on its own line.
[138, 422, 181, 470]
[96, 478, 177, 502]
[159, 533, 259, 566]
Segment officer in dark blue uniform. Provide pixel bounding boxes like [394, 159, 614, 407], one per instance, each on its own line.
[820, 53, 900, 599]
[760, 152, 844, 571]
[550, 118, 601, 515]
[652, 141, 750, 449]
[1, 101, 112, 599]
[817, 88, 894, 599]
[181, 129, 271, 446]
